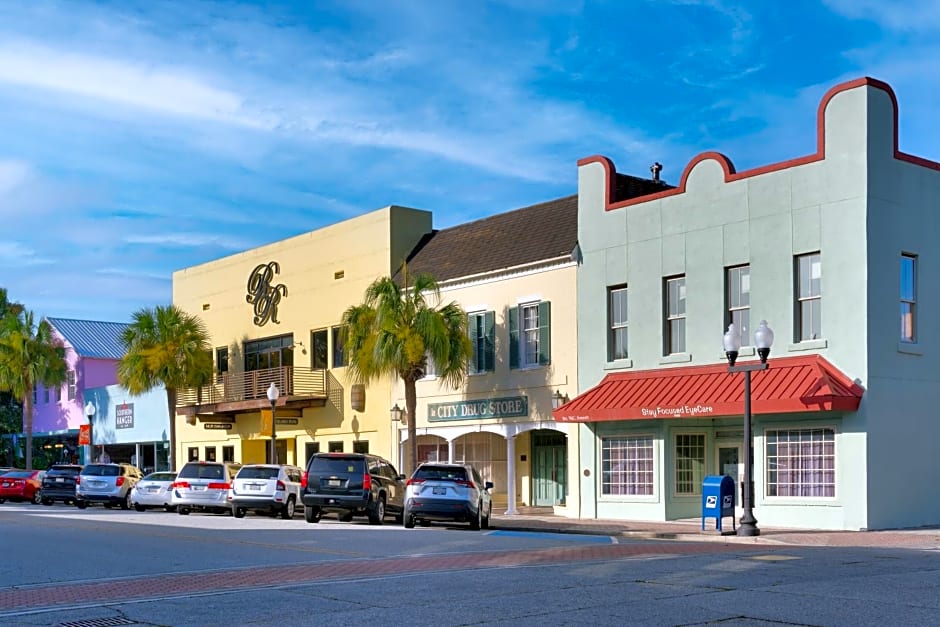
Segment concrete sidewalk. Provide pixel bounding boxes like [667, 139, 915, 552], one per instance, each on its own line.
[490, 512, 940, 550]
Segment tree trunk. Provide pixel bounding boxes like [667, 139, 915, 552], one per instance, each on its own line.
[166, 387, 177, 471]
[23, 388, 33, 471]
[405, 377, 418, 476]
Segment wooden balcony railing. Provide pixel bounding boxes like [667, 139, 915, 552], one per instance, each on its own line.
[177, 366, 328, 407]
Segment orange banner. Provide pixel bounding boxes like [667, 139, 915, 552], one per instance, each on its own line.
[78, 424, 91, 446]
[259, 410, 273, 437]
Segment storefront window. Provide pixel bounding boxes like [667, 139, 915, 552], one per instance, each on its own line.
[766, 428, 835, 497]
[601, 436, 654, 496]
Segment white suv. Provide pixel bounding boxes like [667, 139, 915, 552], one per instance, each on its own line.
[229, 464, 303, 519]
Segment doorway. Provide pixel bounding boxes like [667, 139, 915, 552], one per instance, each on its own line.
[531, 430, 567, 507]
[716, 442, 743, 516]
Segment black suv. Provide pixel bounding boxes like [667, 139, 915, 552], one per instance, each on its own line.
[41, 464, 83, 505]
[301, 453, 405, 525]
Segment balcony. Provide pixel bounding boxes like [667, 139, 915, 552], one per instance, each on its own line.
[177, 366, 329, 417]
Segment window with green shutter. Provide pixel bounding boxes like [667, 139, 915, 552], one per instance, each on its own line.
[510, 301, 550, 369]
[468, 311, 495, 373]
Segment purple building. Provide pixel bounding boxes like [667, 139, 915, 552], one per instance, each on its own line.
[30, 318, 129, 464]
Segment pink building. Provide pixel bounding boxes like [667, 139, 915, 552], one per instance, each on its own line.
[31, 318, 129, 463]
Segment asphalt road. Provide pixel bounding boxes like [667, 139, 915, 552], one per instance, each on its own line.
[2, 502, 940, 626]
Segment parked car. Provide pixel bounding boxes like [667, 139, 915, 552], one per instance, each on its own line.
[403, 463, 493, 530]
[0, 469, 45, 504]
[229, 464, 303, 519]
[171, 461, 242, 515]
[301, 453, 405, 525]
[76, 463, 143, 510]
[41, 464, 83, 505]
[129, 471, 179, 512]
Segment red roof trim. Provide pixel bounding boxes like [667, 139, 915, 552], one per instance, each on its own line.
[578, 77, 940, 214]
[553, 354, 863, 423]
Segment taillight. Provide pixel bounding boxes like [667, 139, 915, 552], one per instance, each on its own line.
[301, 472, 308, 488]
[276, 480, 286, 491]
[116, 477, 125, 487]
[406, 478, 425, 486]
[454, 479, 474, 488]
[207, 482, 230, 490]
[362, 473, 372, 490]
[170, 481, 190, 489]
[75, 476, 81, 485]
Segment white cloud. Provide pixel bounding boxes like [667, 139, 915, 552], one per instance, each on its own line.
[123, 233, 248, 249]
[0, 159, 33, 196]
[0, 240, 55, 266]
[823, 0, 940, 32]
[0, 41, 275, 129]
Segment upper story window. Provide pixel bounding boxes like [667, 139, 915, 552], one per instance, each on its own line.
[311, 329, 328, 369]
[725, 265, 750, 347]
[796, 253, 822, 341]
[331, 325, 346, 368]
[43, 386, 49, 404]
[468, 311, 495, 374]
[900, 253, 917, 343]
[608, 285, 628, 361]
[509, 301, 551, 369]
[54, 385, 62, 402]
[244, 335, 293, 372]
[66, 371, 76, 401]
[664, 276, 686, 355]
[216, 347, 229, 374]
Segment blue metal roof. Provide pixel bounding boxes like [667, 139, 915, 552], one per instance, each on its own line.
[46, 317, 130, 360]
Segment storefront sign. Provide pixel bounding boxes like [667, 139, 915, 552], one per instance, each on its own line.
[246, 261, 288, 326]
[639, 404, 714, 418]
[204, 423, 233, 430]
[428, 396, 528, 422]
[115, 403, 135, 429]
[275, 418, 299, 425]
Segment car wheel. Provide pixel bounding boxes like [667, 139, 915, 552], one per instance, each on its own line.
[233, 506, 247, 519]
[470, 502, 482, 530]
[134, 503, 146, 512]
[403, 507, 415, 529]
[368, 496, 386, 525]
[178, 507, 190, 515]
[32, 492, 42, 505]
[281, 497, 296, 520]
[304, 505, 321, 523]
[120, 493, 131, 510]
[42, 498, 53, 506]
[76, 500, 88, 509]
[481, 503, 491, 529]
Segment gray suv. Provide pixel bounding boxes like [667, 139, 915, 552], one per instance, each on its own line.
[76, 463, 142, 510]
[301, 453, 405, 525]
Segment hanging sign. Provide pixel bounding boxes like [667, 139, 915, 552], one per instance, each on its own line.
[428, 396, 528, 422]
[78, 424, 91, 445]
[115, 403, 135, 429]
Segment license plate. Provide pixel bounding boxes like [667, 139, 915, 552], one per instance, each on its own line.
[432, 487, 446, 495]
[248, 485, 261, 491]
[56, 478, 64, 483]
[329, 479, 341, 487]
[192, 486, 205, 491]
[148, 487, 159, 493]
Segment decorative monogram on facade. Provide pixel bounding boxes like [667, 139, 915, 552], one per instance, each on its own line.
[246, 261, 288, 326]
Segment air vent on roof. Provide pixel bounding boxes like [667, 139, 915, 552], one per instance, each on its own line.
[650, 162, 663, 182]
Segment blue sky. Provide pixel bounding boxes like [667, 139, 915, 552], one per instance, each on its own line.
[1, 0, 938, 323]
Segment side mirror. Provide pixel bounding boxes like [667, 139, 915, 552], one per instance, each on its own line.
[485, 481, 494, 491]
[397, 474, 407, 481]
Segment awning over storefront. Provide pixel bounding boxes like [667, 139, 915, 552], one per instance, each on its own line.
[554, 354, 863, 423]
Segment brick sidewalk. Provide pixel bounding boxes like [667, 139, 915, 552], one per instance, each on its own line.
[490, 513, 940, 550]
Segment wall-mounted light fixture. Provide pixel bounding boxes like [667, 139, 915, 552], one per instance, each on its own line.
[390, 403, 405, 425]
[551, 390, 570, 410]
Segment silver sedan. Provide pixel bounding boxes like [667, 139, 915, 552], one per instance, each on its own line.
[130, 472, 178, 512]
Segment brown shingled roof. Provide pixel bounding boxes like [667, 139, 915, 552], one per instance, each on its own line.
[401, 195, 578, 283]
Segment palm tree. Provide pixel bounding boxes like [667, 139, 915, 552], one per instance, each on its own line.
[0, 311, 67, 470]
[117, 305, 213, 471]
[342, 270, 472, 475]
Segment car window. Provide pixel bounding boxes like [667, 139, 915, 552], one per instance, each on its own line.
[414, 466, 468, 481]
[83, 465, 119, 477]
[310, 457, 363, 474]
[144, 473, 176, 482]
[237, 466, 279, 480]
[177, 463, 224, 480]
[47, 466, 81, 477]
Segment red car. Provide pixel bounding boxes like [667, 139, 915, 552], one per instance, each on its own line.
[0, 469, 46, 504]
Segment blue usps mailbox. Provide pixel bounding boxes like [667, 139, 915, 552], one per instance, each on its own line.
[701, 475, 736, 532]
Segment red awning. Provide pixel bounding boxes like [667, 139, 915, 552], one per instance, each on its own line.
[554, 354, 863, 423]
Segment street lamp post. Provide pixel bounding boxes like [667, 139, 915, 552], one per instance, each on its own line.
[83, 401, 95, 465]
[723, 319, 775, 537]
[390, 403, 404, 471]
[266, 383, 279, 465]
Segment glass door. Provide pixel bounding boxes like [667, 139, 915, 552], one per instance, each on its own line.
[716, 443, 743, 516]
